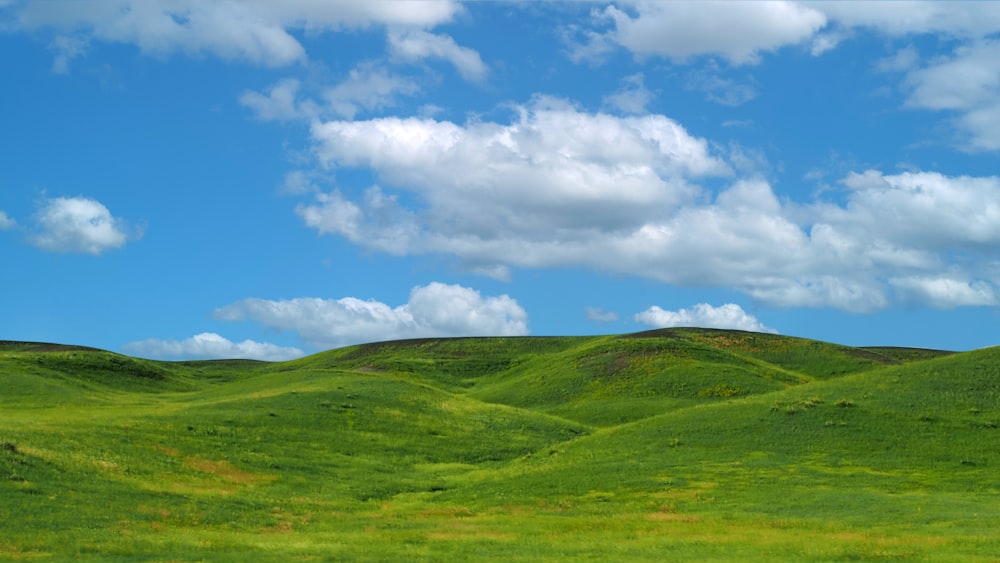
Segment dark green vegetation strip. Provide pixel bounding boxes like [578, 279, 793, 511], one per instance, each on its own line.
[2, 329, 998, 561]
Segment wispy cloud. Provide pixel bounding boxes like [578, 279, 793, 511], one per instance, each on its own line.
[899, 39, 1000, 151]
[388, 29, 487, 82]
[240, 78, 307, 122]
[241, 64, 420, 123]
[602, 73, 655, 114]
[585, 307, 619, 324]
[0, 210, 16, 230]
[123, 333, 303, 361]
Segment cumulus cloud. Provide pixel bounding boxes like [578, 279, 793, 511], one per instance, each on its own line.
[387, 29, 487, 82]
[634, 303, 777, 333]
[29, 196, 135, 254]
[12, 0, 462, 68]
[0, 210, 15, 230]
[295, 94, 1000, 311]
[890, 276, 998, 309]
[123, 332, 304, 361]
[592, 1, 826, 65]
[830, 170, 1000, 251]
[306, 98, 729, 244]
[212, 282, 529, 349]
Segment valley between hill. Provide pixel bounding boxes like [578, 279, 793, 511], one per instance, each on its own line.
[2, 329, 998, 561]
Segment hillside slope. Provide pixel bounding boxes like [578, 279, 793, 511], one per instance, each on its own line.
[1, 329, 994, 561]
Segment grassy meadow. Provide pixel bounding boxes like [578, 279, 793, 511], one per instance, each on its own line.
[2, 329, 999, 561]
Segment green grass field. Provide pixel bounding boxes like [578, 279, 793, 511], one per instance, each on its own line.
[2, 329, 998, 561]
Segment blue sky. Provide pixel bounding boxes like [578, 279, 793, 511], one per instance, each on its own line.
[3, 1, 1000, 360]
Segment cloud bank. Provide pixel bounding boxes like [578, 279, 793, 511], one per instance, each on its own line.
[123, 332, 304, 361]
[213, 282, 529, 349]
[13, 0, 462, 68]
[296, 97, 1000, 312]
[634, 303, 776, 333]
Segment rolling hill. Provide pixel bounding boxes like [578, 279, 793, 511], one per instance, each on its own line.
[1, 330, 996, 561]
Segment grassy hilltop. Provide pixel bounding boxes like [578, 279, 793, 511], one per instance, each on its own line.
[2, 329, 999, 561]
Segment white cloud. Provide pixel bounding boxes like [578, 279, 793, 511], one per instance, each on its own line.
[596, 1, 826, 65]
[808, 29, 848, 56]
[240, 65, 419, 123]
[296, 186, 419, 255]
[240, 78, 309, 121]
[685, 63, 757, 106]
[561, 20, 618, 65]
[567, 2, 1000, 152]
[955, 101, 1000, 152]
[0, 210, 15, 230]
[794, 170, 1000, 309]
[890, 276, 998, 309]
[634, 303, 776, 333]
[831, 170, 1000, 251]
[49, 35, 88, 74]
[466, 264, 511, 282]
[309, 97, 729, 216]
[806, 4, 1000, 152]
[585, 307, 619, 323]
[903, 41, 1000, 111]
[123, 332, 304, 361]
[280, 169, 328, 195]
[387, 29, 487, 82]
[571, 1, 1000, 68]
[30, 196, 134, 255]
[602, 73, 655, 114]
[875, 45, 919, 74]
[897, 39, 1000, 151]
[322, 63, 420, 119]
[814, 1, 1000, 39]
[297, 94, 1000, 312]
[213, 282, 529, 349]
[302, 96, 738, 273]
[13, 0, 462, 68]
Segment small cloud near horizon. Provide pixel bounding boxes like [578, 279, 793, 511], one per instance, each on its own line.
[123, 332, 304, 362]
[634, 303, 776, 334]
[585, 306, 620, 323]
